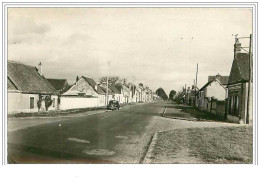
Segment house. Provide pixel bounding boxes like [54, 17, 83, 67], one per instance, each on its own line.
[47, 78, 70, 94]
[108, 84, 122, 102]
[115, 83, 130, 104]
[134, 84, 142, 103]
[99, 83, 116, 103]
[8, 61, 58, 114]
[138, 83, 146, 102]
[226, 38, 252, 124]
[198, 74, 229, 117]
[62, 76, 107, 109]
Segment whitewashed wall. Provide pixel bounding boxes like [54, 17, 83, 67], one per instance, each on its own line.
[59, 96, 102, 110]
[8, 92, 58, 114]
[205, 81, 226, 100]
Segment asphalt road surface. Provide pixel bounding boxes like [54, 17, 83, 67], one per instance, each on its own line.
[8, 102, 164, 164]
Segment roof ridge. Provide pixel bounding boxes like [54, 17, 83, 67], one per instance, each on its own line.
[8, 60, 36, 69]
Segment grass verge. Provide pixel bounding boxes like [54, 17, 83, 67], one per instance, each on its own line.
[153, 125, 252, 164]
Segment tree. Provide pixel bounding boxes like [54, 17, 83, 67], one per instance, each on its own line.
[100, 76, 119, 85]
[155, 88, 168, 100]
[169, 90, 177, 101]
[44, 95, 53, 111]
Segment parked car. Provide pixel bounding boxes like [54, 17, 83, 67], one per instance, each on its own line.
[107, 100, 120, 110]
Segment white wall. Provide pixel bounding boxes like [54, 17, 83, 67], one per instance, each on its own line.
[205, 81, 226, 100]
[8, 92, 58, 114]
[59, 96, 100, 110]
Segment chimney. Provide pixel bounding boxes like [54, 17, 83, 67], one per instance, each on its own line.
[95, 84, 98, 90]
[215, 73, 221, 80]
[234, 37, 241, 58]
[38, 62, 43, 76]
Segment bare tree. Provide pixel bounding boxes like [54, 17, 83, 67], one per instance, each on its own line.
[99, 76, 120, 85]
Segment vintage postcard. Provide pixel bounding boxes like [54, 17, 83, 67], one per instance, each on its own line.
[4, 4, 255, 165]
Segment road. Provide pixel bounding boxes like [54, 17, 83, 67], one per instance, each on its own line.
[8, 102, 165, 164]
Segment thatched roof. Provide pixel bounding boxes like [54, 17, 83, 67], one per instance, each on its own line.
[8, 61, 56, 94]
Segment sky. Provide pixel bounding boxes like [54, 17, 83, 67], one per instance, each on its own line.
[8, 8, 252, 95]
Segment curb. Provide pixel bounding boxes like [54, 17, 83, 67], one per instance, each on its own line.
[162, 106, 199, 122]
[8, 110, 108, 120]
[142, 132, 159, 164]
[163, 116, 198, 121]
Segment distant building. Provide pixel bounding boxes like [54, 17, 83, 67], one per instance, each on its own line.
[47, 78, 70, 94]
[8, 61, 58, 114]
[63, 76, 107, 104]
[226, 38, 252, 124]
[198, 74, 229, 117]
[115, 83, 130, 104]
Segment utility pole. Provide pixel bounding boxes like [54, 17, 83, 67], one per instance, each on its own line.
[194, 63, 198, 107]
[106, 61, 110, 106]
[246, 34, 252, 124]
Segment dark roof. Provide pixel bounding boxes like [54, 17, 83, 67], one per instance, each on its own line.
[8, 61, 56, 94]
[99, 85, 113, 94]
[8, 77, 18, 90]
[208, 75, 229, 85]
[228, 53, 250, 84]
[115, 84, 122, 92]
[82, 76, 105, 94]
[108, 85, 120, 94]
[47, 79, 68, 91]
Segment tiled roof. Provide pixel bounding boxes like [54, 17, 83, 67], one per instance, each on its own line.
[47, 79, 68, 91]
[8, 61, 56, 94]
[109, 85, 121, 94]
[115, 84, 122, 92]
[228, 53, 250, 84]
[99, 85, 113, 94]
[82, 76, 105, 94]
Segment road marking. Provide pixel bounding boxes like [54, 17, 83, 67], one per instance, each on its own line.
[67, 138, 90, 144]
[82, 149, 115, 156]
[115, 135, 128, 140]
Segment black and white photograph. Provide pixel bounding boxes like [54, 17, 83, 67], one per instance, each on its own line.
[5, 5, 255, 164]
[1, 1, 260, 190]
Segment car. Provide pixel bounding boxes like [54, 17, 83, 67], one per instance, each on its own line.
[107, 100, 120, 110]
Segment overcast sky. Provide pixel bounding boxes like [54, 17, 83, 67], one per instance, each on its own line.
[8, 8, 252, 95]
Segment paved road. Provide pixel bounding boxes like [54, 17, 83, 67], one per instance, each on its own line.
[8, 102, 165, 164]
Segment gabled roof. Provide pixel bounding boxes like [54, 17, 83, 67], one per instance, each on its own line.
[200, 78, 226, 91]
[115, 84, 122, 92]
[82, 76, 105, 94]
[208, 75, 229, 85]
[8, 77, 18, 91]
[47, 79, 68, 91]
[8, 61, 56, 94]
[228, 53, 250, 84]
[99, 85, 113, 94]
[109, 85, 120, 94]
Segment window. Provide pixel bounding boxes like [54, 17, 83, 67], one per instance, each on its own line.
[30, 97, 34, 109]
[228, 92, 239, 116]
[53, 98, 55, 107]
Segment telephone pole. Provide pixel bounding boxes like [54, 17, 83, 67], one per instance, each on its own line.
[246, 34, 252, 124]
[106, 61, 110, 106]
[194, 63, 198, 107]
